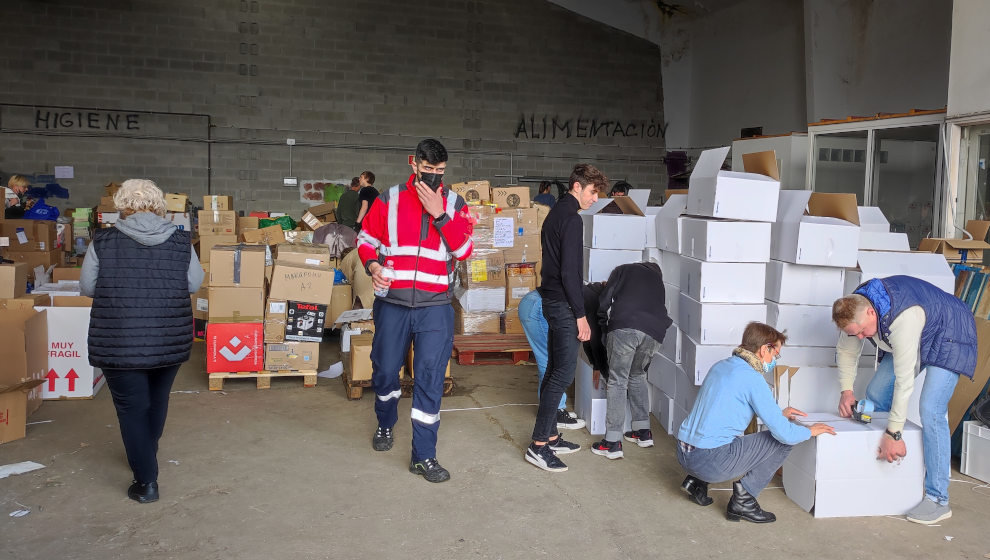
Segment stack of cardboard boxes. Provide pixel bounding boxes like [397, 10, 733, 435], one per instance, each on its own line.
[0, 220, 61, 283]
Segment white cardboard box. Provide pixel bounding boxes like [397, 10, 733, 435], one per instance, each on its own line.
[644, 206, 663, 248]
[661, 251, 681, 287]
[650, 386, 676, 435]
[681, 332, 735, 385]
[680, 258, 766, 303]
[961, 421, 990, 484]
[583, 248, 642, 283]
[782, 413, 924, 518]
[574, 347, 634, 435]
[765, 302, 838, 347]
[663, 282, 679, 327]
[765, 260, 845, 306]
[771, 191, 861, 268]
[679, 217, 772, 263]
[686, 146, 781, 223]
[678, 293, 767, 345]
[454, 287, 506, 313]
[773, 366, 876, 413]
[779, 346, 852, 368]
[847, 251, 955, 295]
[659, 323, 682, 364]
[857, 206, 890, 233]
[36, 303, 105, 399]
[650, 353, 678, 398]
[643, 247, 661, 266]
[657, 195, 687, 253]
[581, 194, 649, 250]
[859, 231, 910, 252]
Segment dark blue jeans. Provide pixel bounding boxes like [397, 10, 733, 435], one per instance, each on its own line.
[103, 364, 181, 484]
[532, 298, 579, 442]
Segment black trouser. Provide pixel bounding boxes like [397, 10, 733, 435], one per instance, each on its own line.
[103, 365, 181, 484]
[532, 298, 579, 441]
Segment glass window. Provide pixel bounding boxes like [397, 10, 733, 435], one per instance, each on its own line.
[872, 125, 940, 249]
[811, 131, 869, 204]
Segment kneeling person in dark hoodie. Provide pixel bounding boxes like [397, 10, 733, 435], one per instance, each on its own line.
[80, 179, 204, 504]
[590, 262, 672, 459]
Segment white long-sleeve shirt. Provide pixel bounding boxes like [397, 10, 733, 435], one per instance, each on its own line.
[835, 306, 926, 433]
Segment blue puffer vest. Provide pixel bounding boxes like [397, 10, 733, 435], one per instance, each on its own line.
[88, 228, 193, 370]
[854, 276, 977, 378]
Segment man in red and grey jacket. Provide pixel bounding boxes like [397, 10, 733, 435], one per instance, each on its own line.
[356, 138, 474, 483]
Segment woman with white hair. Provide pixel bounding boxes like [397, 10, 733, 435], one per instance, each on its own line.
[80, 179, 204, 504]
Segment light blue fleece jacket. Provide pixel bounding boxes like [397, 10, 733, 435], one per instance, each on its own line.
[677, 353, 811, 449]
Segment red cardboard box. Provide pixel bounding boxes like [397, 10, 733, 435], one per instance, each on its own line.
[206, 323, 264, 373]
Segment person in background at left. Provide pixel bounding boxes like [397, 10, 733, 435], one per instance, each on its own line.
[336, 177, 361, 230]
[5, 174, 34, 218]
[608, 181, 630, 197]
[533, 180, 557, 207]
[80, 179, 204, 504]
[355, 170, 378, 230]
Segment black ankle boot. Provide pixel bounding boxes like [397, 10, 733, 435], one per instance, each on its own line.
[726, 481, 775, 523]
[127, 481, 159, 504]
[681, 475, 714, 506]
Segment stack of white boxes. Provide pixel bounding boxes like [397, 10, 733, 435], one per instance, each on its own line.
[581, 190, 653, 282]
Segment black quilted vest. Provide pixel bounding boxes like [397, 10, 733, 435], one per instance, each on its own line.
[87, 227, 193, 369]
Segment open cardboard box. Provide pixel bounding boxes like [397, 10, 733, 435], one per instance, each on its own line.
[580, 189, 650, 250]
[686, 147, 781, 223]
[36, 296, 105, 399]
[771, 191, 860, 268]
[656, 194, 687, 253]
[845, 250, 955, 295]
[917, 220, 990, 263]
[857, 205, 909, 252]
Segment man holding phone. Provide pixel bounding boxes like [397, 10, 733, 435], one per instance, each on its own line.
[356, 139, 474, 483]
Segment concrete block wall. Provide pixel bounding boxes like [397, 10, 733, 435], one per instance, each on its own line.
[0, 0, 666, 216]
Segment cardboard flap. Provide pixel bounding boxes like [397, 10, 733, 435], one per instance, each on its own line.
[915, 238, 942, 253]
[659, 194, 687, 216]
[742, 150, 780, 181]
[664, 189, 689, 201]
[580, 199, 612, 215]
[628, 189, 651, 211]
[0, 378, 45, 394]
[965, 220, 990, 242]
[691, 146, 731, 180]
[51, 296, 93, 307]
[776, 190, 813, 222]
[603, 196, 645, 216]
[943, 239, 990, 250]
[807, 193, 860, 225]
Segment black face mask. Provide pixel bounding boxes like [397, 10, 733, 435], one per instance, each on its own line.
[419, 172, 443, 191]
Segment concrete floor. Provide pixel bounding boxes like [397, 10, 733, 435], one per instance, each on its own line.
[2, 338, 988, 560]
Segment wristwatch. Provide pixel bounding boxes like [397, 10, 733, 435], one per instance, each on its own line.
[884, 429, 902, 441]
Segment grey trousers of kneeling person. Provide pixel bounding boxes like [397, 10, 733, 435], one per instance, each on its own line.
[605, 328, 661, 442]
[676, 431, 793, 497]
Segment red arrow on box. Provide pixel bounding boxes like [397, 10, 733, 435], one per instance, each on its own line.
[46, 369, 59, 392]
[65, 369, 79, 392]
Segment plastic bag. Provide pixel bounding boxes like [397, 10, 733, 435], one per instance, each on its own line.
[24, 199, 60, 221]
[259, 216, 296, 231]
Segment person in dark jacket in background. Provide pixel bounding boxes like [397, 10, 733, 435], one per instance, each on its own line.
[583, 281, 609, 387]
[590, 262, 672, 459]
[533, 180, 557, 207]
[525, 163, 608, 473]
[80, 179, 204, 504]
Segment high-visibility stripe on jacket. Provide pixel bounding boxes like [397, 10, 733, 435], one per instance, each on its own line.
[357, 174, 474, 308]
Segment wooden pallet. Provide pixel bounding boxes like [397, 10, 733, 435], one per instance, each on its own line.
[400, 376, 455, 398]
[452, 334, 532, 366]
[208, 370, 317, 391]
[342, 369, 372, 400]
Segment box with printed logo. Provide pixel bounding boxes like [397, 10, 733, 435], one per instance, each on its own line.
[264, 342, 320, 371]
[206, 323, 264, 373]
[284, 301, 327, 342]
[492, 186, 530, 209]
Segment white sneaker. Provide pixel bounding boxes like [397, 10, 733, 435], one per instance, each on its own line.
[556, 409, 586, 430]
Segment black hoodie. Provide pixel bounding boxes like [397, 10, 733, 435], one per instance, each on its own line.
[597, 262, 673, 345]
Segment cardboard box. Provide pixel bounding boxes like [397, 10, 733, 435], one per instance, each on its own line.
[4, 250, 62, 282]
[493, 208, 539, 246]
[269, 262, 333, 305]
[502, 308, 524, 334]
[206, 322, 264, 373]
[198, 210, 237, 235]
[51, 266, 81, 282]
[644, 206, 663, 248]
[264, 342, 319, 371]
[284, 301, 327, 342]
[237, 216, 260, 233]
[1, 294, 50, 310]
[772, 365, 877, 414]
[679, 218, 771, 263]
[349, 333, 374, 382]
[771, 191, 861, 268]
[0, 308, 48, 414]
[917, 220, 990, 263]
[0, 379, 45, 444]
[501, 236, 541, 264]
[1, 220, 57, 252]
[276, 243, 332, 267]
[203, 195, 233, 211]
[97, 196, 117, 212]
[663, 282, 679, 327]
[198, 234, 238, 263]
[680, 332, 735, 385]
[659, 323, 681, 364]
[650, 387, 675, 435]
[404, 344, 452, 379]
[165, 211, 192, 231]
[857, 206, 891, 233]
[97, 212, 119, 225]
[330, 284, 353, 328]
[580, 193, 648, 250]
[104, 182, 121, 197]
[678, 293, 766, 345]
[264, 299, 287, 343]
[453, 302, 501, 334]
[765, 260, 845, 306]
[648, 352, 678, 398]
[459, 249, 505, 289]
[450, 181, 491, 204]
[859, 231, 910, 252]
[506, 273, 536, 308]
[782, 413, 924, 518]
[657, 194, 687, 253]
[679, 257, 766, 303]
[165, 193, 189, 212]
[300, 210, 329, 231]
[209, 245, 266, 288]
[847, 250, 955, 295]
[208, 286, 265, 323]
[765, 302, 838, 348]
[37, 298, 105, 399]
[456, 287, 506, 313]
[308, 202, 336, 219]
[241, 224, 286, 246]
[574, 347, 633, 435]
[582, 248, 642, 283]
[191, 285, 209, 321]
[0, 263, 27, 299]
[961, 421, 990, 484]
[660, 251, 681, 287]
[466, 204, 496, 229]
[492, 186, 530, 209]
[686, 147, 780, 223]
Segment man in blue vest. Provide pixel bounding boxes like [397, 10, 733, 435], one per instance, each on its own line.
[832, 276, 977, 525]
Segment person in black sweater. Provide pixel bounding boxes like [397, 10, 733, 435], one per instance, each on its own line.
[525, 163, 609, 473]
[583, 282, 609, 383]
[590, 262, 672, 459]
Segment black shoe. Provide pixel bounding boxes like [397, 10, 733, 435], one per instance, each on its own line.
[548, 434, 581, 454]
[409, 457, 451, 483]
[127, 481, 159, 504]
[681, 475, 713, 507]
[525, 442, 568, 472]
[556, 409, 586, 430]
[726, 481, 775, 523]
[590, 439, 624, 459]
[623, 429, 654, 448]
[372, 426, 394, 452]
